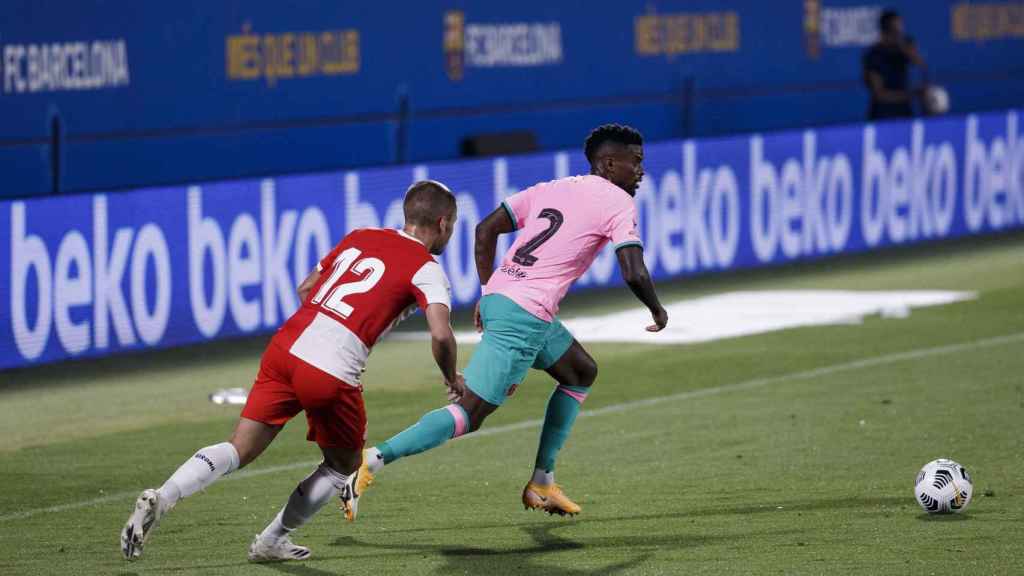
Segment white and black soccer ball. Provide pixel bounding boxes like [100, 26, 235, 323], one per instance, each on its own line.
[914, 459, 972, 514]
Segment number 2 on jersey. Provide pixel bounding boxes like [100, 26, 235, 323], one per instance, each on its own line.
[311, 247, 386, 318]
[512, 208, 564, 266]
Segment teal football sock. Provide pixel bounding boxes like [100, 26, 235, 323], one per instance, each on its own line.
[378, 404, 469, 464]
[534, 385, 590, 472]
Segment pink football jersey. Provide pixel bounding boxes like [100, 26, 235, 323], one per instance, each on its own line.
[483, 175, 642, 321]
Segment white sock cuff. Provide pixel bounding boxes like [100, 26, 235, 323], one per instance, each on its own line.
[318, 464, 350, 491]
[366, 447, 384, 474]
[531, 468, 555, 486]
[212, 442, 241, 475]
[266, 509, 293, 536]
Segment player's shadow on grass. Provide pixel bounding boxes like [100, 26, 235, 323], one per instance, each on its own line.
[328, 523, 652, 576]
[354, 495, 909, 538]
[257, 563, 350, 576]
[324, 515, 803, 576]
[702, 495, 909, 517]
[157, 498, 889, 575]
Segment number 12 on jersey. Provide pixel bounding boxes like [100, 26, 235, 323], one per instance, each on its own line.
[311, 247, 386, 318]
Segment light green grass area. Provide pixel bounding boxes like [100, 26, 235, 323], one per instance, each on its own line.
[0, 235, 1022, 575]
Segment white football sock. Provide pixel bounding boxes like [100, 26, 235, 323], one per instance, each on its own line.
[156, 442, 240, 513]
[366, 447, 385, 474]
[260, 464, 349, 540]
[531, 468, 554, 486]
[259, 510, 293, 541]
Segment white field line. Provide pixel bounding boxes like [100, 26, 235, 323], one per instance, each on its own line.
[4, 330, 1023, 523]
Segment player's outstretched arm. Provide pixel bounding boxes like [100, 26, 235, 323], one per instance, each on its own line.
[615, 245, 668, 332]
[474, 207, 516, 287]
[424, 303, 463, 395]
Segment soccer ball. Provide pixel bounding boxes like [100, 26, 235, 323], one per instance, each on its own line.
[914, 459, 972, 514]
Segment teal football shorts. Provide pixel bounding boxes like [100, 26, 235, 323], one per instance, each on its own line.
[463, 294, 574, 406]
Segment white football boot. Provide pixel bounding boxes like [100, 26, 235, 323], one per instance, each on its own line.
[120, 489, 163, 561]
[247, 533, 312, 562]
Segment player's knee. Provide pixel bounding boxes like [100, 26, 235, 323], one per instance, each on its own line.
[466, 411, 487, 433]
[230, 418, 280, 468]
[578, 358, 598, 388]
[230, 440, 257, 469]
[458, 389, 496, 433]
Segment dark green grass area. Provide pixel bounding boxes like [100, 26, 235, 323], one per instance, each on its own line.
[0, 236, 1022, 575]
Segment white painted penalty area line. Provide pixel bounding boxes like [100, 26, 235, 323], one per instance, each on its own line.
[4, 330, 1023, 523]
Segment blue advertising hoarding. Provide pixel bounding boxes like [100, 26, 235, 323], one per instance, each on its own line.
[2, 110, 1023, 370]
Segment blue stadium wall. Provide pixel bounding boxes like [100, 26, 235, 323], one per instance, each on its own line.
[2, 110, 1023, 369]
[1, 1, 1023, 198]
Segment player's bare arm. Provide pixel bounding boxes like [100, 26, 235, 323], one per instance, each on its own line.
[424, 302, 462, 394]
[472, 207, 516, 330]
[475, 206, 515, 286]
[296, 267, 320, 302]
[616, 244, 667, 332]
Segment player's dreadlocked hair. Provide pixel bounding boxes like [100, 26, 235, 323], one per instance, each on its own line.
[404, 180, 456, 227]
[584, 124, 643, 164]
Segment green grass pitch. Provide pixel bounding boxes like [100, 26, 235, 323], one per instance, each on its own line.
[1, 235, 1022, 575]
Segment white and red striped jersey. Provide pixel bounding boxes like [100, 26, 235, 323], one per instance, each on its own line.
[271, 228, 451, 385]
